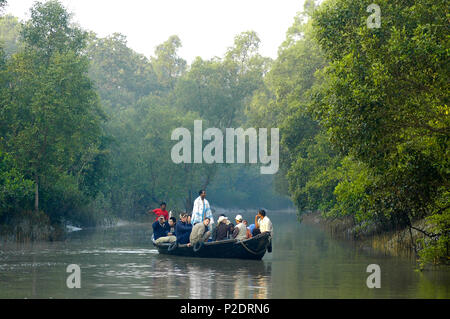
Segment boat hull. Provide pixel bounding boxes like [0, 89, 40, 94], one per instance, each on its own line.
[153, 232, 271, 260]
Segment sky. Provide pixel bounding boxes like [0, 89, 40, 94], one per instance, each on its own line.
[5, 0, 305, 63]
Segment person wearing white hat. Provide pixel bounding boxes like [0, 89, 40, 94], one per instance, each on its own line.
[212, 215, 233, 241]
[232, 214, 247, 241]
[217, 215, 227, 224]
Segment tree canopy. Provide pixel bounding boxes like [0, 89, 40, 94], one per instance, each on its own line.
[0, 0, 447, 266]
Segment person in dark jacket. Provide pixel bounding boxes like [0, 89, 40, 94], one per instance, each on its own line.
[168, 217, 177, 236]
[212, 216, 234, 241]
[152, 216, 173, 243]
[175, 213, 193, 245]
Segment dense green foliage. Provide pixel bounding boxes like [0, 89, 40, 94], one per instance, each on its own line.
[0, 0, 447, 267]
[248, 0, 449, 266]
[0, 1, 106, 226]
[312, 0, 449, 266]
[0, 0, 288, 229]
[85, 28, 287, 215]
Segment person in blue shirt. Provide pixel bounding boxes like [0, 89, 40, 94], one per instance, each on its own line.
[175, 213, 193, 245]
[152, 215, 175, 244]
[242, 220, 252, 238]
[244, 220, 256, 236]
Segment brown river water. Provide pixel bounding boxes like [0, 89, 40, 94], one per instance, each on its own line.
[0, 211, 448, 298]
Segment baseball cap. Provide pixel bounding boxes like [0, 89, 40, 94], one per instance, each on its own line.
[235, 214, 243, 221]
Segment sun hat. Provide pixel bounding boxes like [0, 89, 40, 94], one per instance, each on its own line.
[218, 216, 228, 224]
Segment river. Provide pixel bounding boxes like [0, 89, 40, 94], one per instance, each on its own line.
[0, 212, 448, 298]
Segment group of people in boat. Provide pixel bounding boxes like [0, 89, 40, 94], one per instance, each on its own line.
[149, 189, 273, 247]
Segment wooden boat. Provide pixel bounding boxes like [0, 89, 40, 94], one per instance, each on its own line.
[153, 232, 272, 260]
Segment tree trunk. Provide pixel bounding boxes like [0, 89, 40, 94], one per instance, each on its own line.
[185, 188, 193, 213]
[34, 175, 39, 213]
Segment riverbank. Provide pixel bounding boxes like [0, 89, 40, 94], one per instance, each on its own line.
[0, 210, 121, 243]
[301, 211, 436, 261]
[0, 210, 61, 242]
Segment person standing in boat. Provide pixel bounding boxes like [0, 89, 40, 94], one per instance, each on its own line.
[148, 202, 169, 221]
[191, 190, 214, 229]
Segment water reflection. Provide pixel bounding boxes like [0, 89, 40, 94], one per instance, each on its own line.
[0, 213, 448, 298]
[146, 255, 271, 299]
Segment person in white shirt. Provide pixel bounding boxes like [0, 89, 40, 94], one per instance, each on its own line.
[254, 209, 273, 253]
[253, 209, 273, 235]
[232, 214, 248, 241]
[191, 190, 214, 232]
